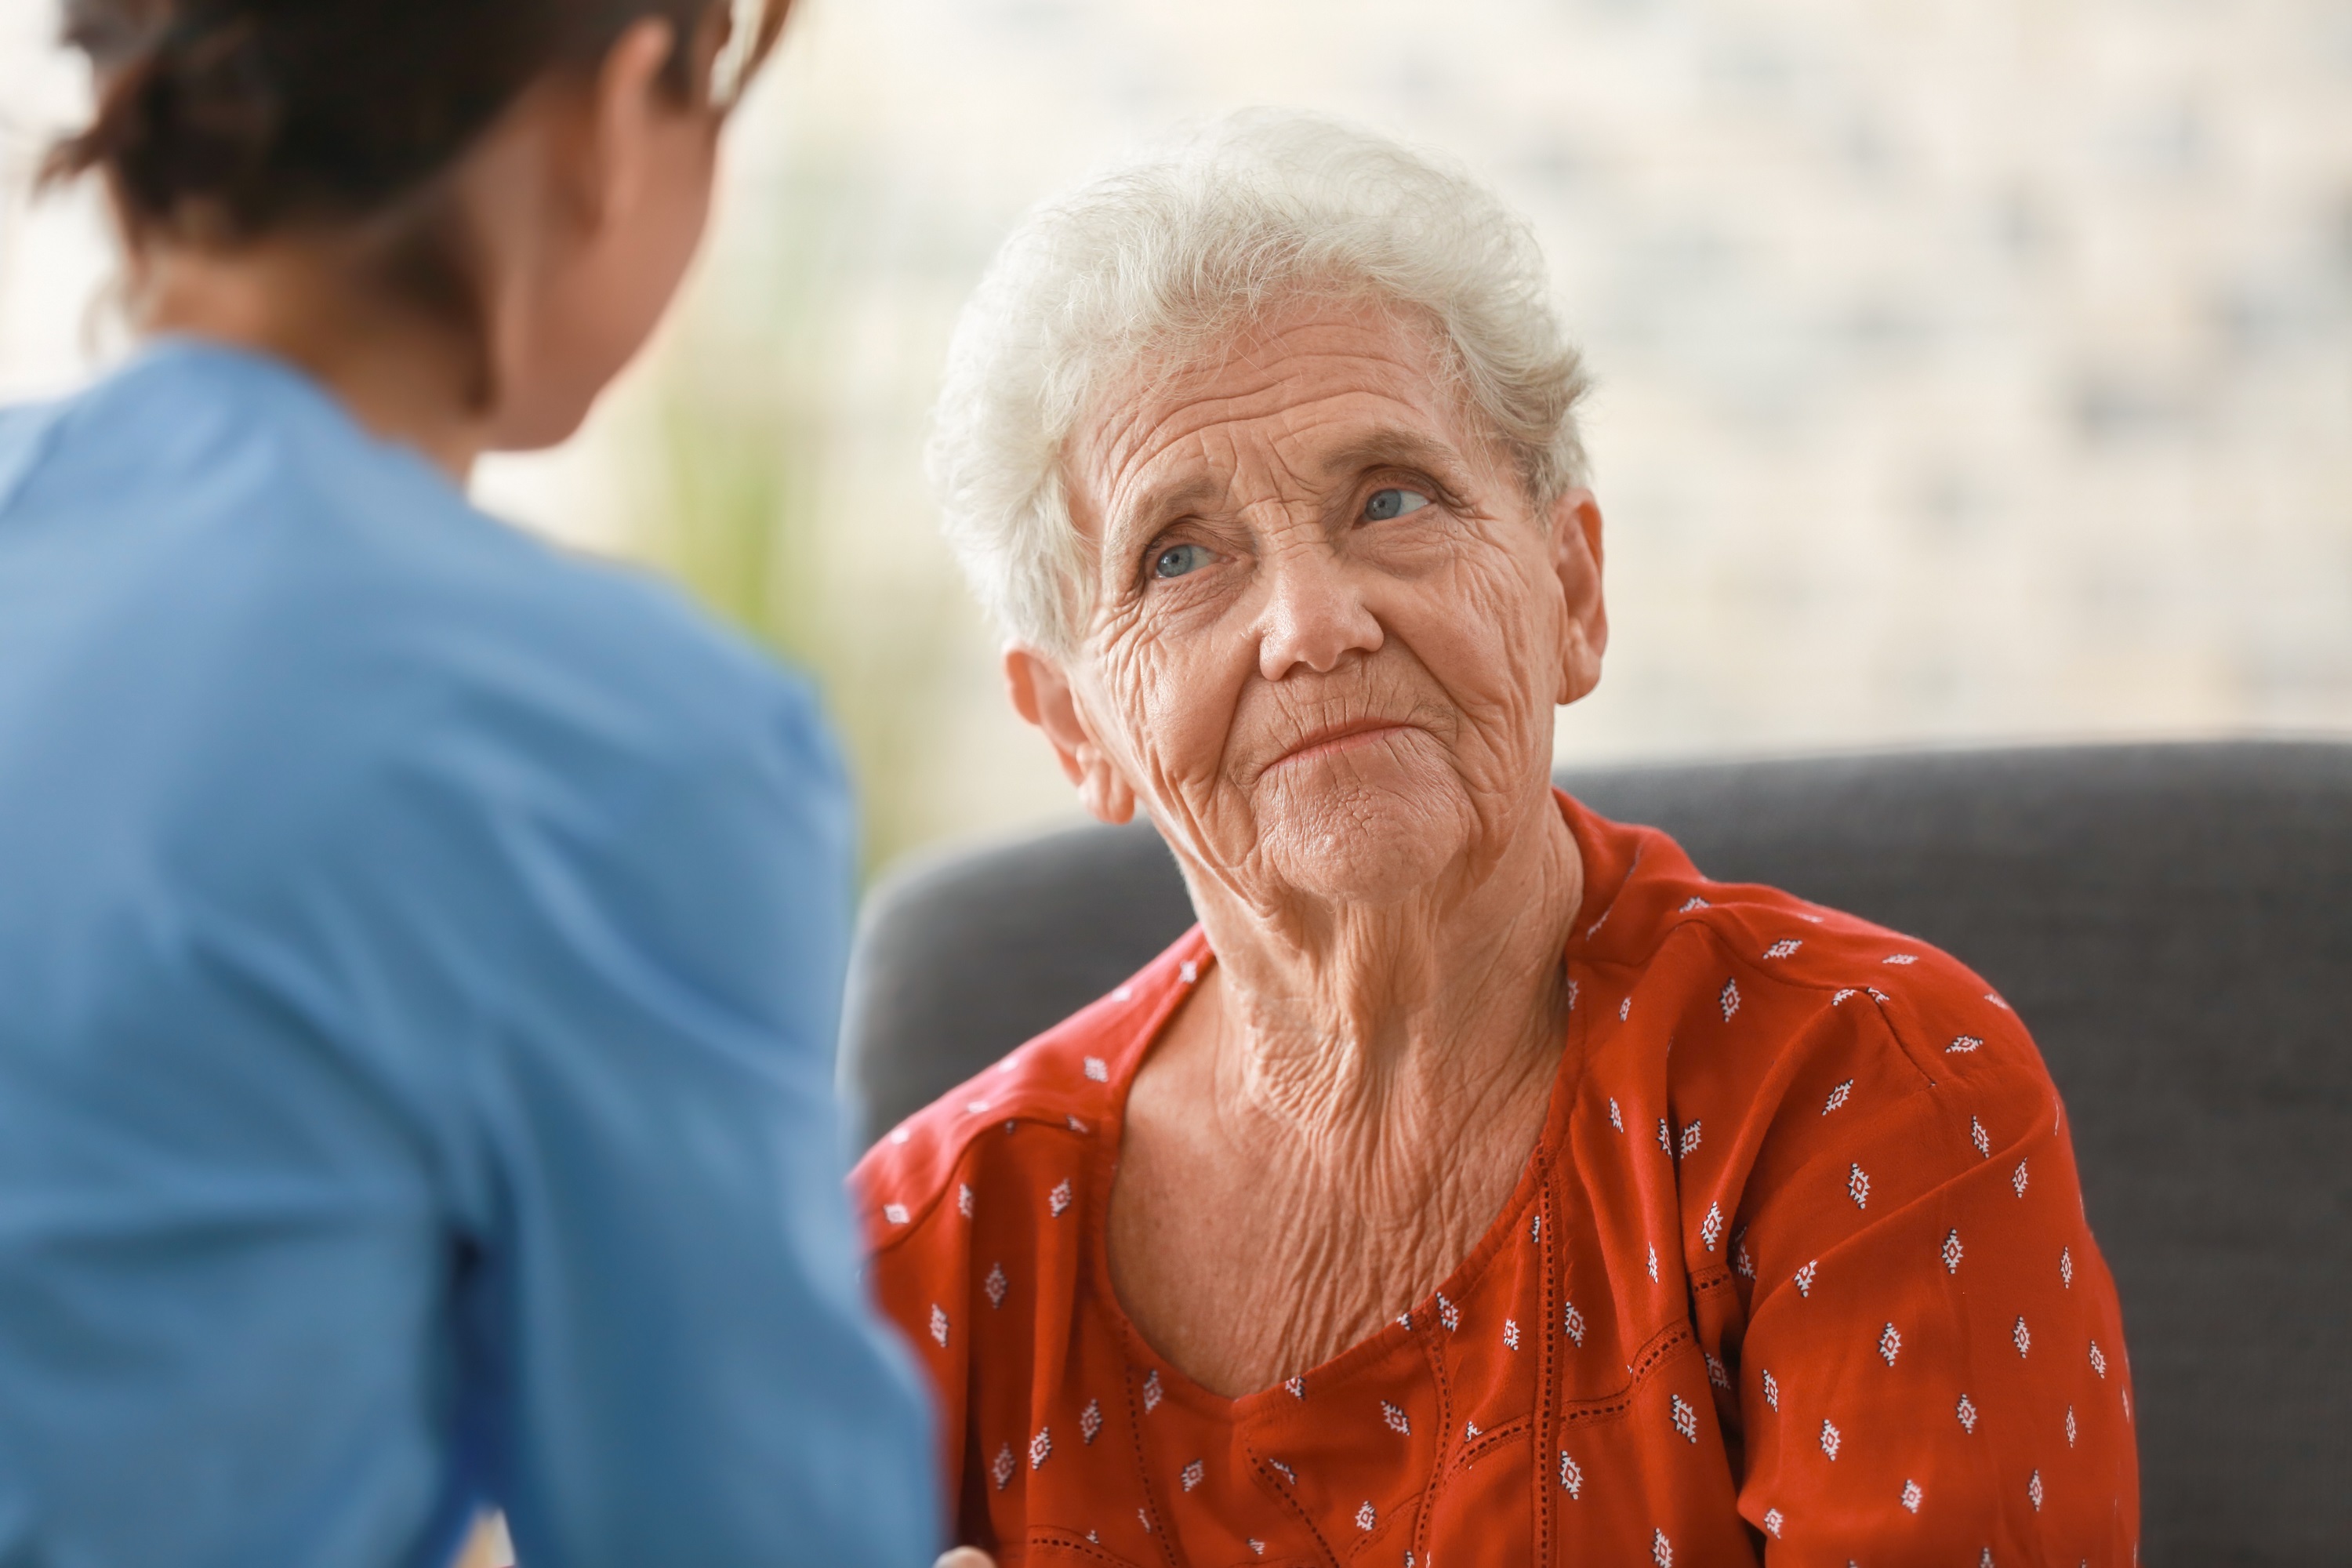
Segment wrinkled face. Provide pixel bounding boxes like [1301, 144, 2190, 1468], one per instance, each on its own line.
[1049, 300, 1606, 911]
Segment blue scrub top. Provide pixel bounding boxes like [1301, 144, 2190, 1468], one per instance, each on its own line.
[0, 343, 938, 1568]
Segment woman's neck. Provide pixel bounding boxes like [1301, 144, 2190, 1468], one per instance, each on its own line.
[1109, 793, 1586, 1392]
[134, 238, 488, 481]
[1196, 793, 1583, 1167]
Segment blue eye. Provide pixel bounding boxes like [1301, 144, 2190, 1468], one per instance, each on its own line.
[1364, 487, 1432, 522]
[1152, 543, 1213, 579]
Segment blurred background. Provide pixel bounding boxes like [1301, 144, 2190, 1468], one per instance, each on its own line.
[5, 0, 2349, 876]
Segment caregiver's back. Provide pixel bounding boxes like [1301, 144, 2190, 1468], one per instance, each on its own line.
[0, 3, 935, 1565]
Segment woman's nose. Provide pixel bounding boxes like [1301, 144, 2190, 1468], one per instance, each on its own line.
[1258, 547, 1384, 681]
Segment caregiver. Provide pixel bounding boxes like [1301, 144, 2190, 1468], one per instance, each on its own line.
[0, 2, 935, 1565]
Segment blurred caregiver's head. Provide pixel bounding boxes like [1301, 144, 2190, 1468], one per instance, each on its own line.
[45, 0, 790, 466]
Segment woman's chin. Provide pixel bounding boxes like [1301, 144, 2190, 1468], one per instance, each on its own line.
[1250, 776, 1474, 909]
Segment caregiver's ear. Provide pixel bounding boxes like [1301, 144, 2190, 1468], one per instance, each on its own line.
[1548, 488, 1609, 706]
[1003, 644, 1138, 826]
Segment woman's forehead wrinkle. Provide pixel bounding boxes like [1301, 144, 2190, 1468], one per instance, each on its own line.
[1081, 313, 1472, 561]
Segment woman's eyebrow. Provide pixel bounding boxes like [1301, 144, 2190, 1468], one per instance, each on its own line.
[1109, 474, 1224, 550]
[1312, 428, 1472, 486]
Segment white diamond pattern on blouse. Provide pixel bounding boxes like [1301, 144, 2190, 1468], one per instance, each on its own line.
[1620, 996, 1632, 1022]
[1824, 1080, 1853, 1114]
[1764, 938, 1802, 959]
[2012, 1160, 2030, 1198]
[1608, 1098, 1624, 1131]
[2028, 1469, 2045, 1512]
[1700, 1202, 1723, 1253]
[2089, 1340, 2107, 1378]
[1653, 1527, 1674, 1567]
[1142, 1370, 1163, 1412]
[957, 1183, 975, 1218]
[1080, 1399, 1102, 1444]
[1083, 1056, 1109, 1083]
[1849, 1163, 1871, 1208]
[1563, 1301, 1586, 1346]
[1902, 1479, 1924, 1513]
[1504, 1318, 1521, 1349]
[1944, 1228, 1964, 1274]
[929, 1305, 949, 1348]
[1762, 1369, 1780, 1410]
[1029, 1428, 1051, 1469]
[883, 1203, 909, 1225]
[1879, 1323, 1902, 1367]
[1285, 1376, 1305, 1399]
[1671, 1394, 1699, 1443]
[1957, 1393, 1978, 1433]
[1883, 953, 1919, 965]
[2013, 1316, 2031, 1357]
[1948, 1035, 1984, 1054]
[1355, 1501, 1376, 1532]
[1679, 1121, 1703, 1159]
[1048, 1179, 1073, 1218]
[1649, 1247, 1661, 1283]
[1762, 1508, 1784, 1538]
[985, 1262, 1007, 1308]
[1559, 1451, 1583, 1498]
[1795, 1261, 1818, 1298]
[991, 1444, 1014, 1490]
[1437, 1294, 1460, 1332]
[1178, 960, 1198, 984]
[1181, 1460, 1204, 1492]
[1820, 1419, 1842, 1460]
[1971, 1117, 1991, 1158]
[1720, 979, 1741, 1020]
[2066, 1405, 2078, 1447]
[1382, 1401, 1411, 1436]
[2060, 1247, 2074, 1287]
[1706, 1351, 1730, 1389]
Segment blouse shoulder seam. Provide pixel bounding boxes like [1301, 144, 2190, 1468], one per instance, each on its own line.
[861, 1112, 1094, 1257]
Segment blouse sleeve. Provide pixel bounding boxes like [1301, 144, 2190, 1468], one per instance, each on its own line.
[1715, 978, 2139, 1564]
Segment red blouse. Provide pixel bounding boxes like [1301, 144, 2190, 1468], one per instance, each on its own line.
[855, 794, 2140, 1566]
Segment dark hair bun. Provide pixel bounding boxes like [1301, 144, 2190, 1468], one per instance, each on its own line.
[46, 0, 766, 241]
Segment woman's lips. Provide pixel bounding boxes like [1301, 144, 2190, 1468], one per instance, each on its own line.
[1269, 719, 1417, 771]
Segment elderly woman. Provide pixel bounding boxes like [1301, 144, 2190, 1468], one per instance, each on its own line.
[859, 115, 2136, 1566]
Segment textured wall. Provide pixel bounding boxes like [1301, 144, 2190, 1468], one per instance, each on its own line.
[5, 0, 2348, 865]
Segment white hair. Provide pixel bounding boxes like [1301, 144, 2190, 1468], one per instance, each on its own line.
[927, 110, 1593, 652]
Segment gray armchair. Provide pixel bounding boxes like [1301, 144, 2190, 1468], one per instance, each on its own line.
[841, 741, 2352, 1565]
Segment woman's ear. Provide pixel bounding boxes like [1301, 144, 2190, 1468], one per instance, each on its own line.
[1549, 488, 1609, 706]
[1004, 644, 1138, 826]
